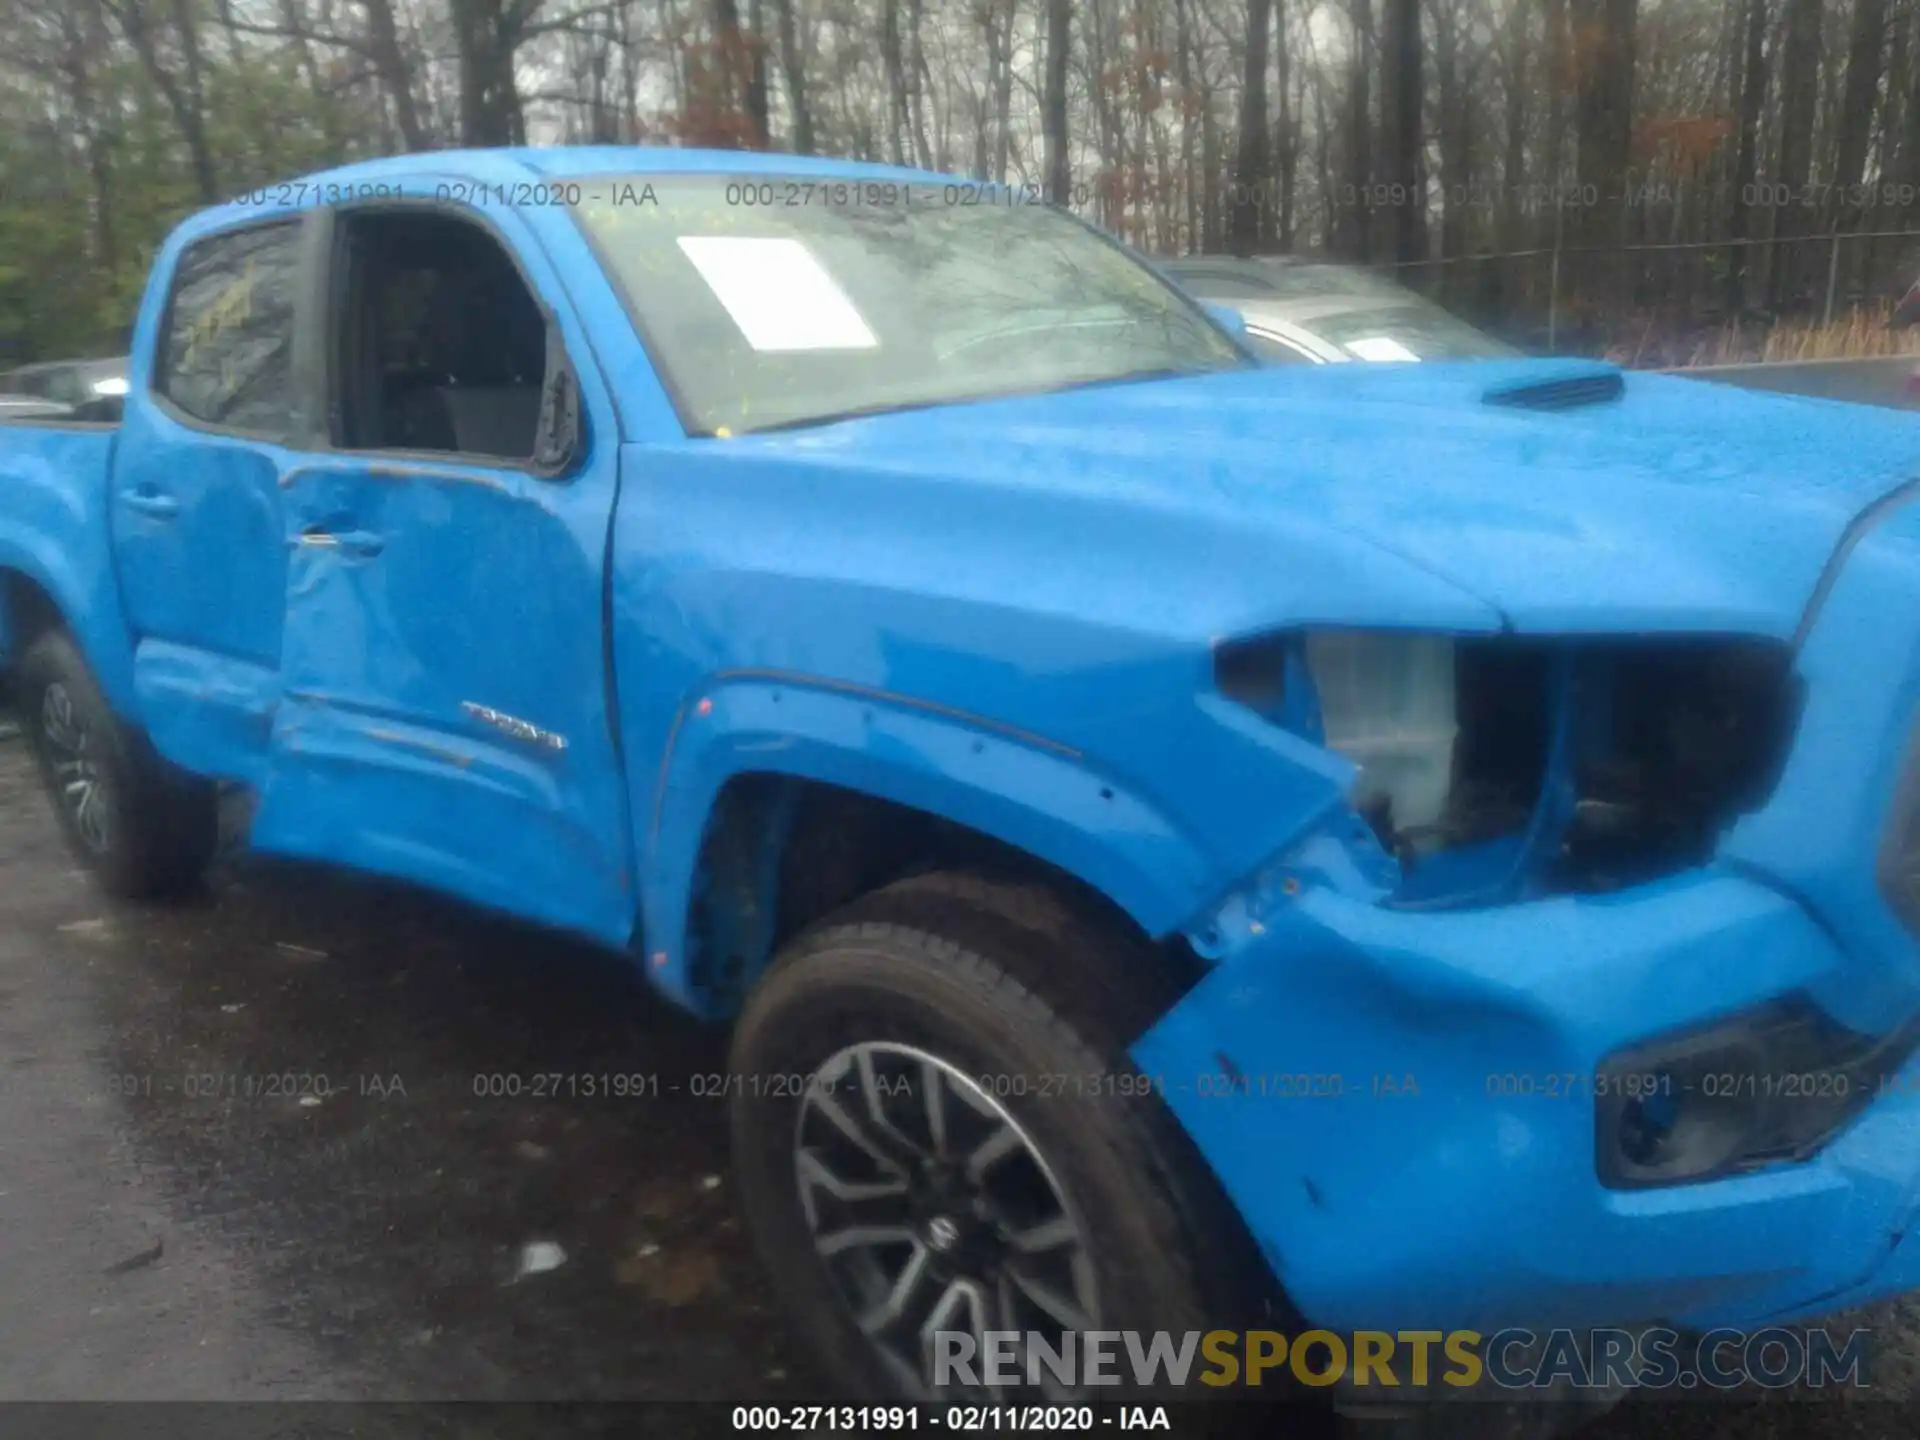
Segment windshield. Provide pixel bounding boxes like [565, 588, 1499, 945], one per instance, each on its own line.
[572, 176, 1249, 434]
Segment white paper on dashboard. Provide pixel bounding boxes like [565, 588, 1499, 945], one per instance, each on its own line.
[676, 236, 880, 352]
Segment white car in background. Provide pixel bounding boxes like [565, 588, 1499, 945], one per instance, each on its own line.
[0, 357, 130, 421]
[1160, 254, 1519, 364]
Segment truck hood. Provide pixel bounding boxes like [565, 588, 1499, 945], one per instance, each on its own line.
[747, 359, 1920, 636]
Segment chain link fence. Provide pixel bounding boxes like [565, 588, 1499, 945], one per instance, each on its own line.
[1367, 228, 1920, 364]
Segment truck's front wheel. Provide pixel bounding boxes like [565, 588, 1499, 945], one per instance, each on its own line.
[729, 872, 1277, 1402]
[17, 631, 217, 898]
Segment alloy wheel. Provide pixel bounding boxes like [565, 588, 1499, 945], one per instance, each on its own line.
[794, 1041, 1099, 1399]
[40, 682, 111, 854]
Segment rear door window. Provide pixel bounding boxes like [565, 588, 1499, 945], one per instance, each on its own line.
[158, 221, 302, 437]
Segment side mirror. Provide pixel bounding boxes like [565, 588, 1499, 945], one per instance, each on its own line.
[534, 322, 582, 472]
[1204, 301, 1249, 338]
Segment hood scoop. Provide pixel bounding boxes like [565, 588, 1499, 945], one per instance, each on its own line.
[1482, 362, 1625, 412]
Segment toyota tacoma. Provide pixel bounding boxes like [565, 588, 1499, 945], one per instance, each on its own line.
[3, 146, 1920, 1415]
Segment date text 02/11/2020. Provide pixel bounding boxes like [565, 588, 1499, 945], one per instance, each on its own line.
[106, 1072, 408, 1100]
[1484, 1069, 1883, 1101]
[730, 1405, 1174, 1431]
[460, 1071, 1425, 1101]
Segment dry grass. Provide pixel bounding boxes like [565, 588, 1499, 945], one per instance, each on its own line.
[1610, 301, 1920, 368]
[1692, 303, 1920, 364]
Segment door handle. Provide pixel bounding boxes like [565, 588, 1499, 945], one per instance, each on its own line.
[298, 527, 385, 558]
[120, 489, 179, 519]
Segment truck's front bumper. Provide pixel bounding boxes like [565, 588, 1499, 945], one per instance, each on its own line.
[1131, 870, 1920, 1333]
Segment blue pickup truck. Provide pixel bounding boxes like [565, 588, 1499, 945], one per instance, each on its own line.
[7, 144, 1920, 1408]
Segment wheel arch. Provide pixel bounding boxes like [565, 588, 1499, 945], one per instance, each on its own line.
[0, 537, 138, 715]
[639, 677, 1227, 1018]
[0, 564, 65, 680]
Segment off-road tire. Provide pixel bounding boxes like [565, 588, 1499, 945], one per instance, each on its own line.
[729, 870, 1292, 1404]
[16, 630, 217, 898]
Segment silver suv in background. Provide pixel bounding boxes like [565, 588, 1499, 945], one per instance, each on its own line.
[0, 357, 130, 420]
[1159, 255, 1517, 364]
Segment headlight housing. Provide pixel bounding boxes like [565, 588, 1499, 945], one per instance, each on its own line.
[1213, 629, 1800, 901]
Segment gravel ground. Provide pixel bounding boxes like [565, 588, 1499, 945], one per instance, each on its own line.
[0, 724, 1916, 1436]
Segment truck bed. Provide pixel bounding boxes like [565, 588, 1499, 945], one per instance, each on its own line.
[0, 421, 125, 695]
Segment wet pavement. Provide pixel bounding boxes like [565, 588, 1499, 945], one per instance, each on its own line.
[0, 731, 802, 1414]
[0, 726, 1916, 1435]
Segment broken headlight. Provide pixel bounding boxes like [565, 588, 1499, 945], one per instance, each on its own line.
[1216, 630, 1801, 898]
[1214, 629, 1461, 853]
[1555, 638, 1801, 890]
